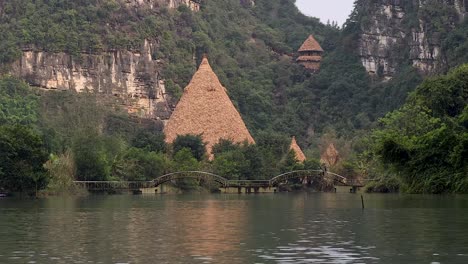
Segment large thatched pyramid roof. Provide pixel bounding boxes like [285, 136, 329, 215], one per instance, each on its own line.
[164, 57, 255, 156]
[298, 35, 324, 52]
[290, 136, 306, 163]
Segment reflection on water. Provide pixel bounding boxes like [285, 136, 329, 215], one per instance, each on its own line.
[1, 193, 468, 263]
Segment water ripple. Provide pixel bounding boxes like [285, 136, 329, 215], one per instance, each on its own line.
[1, 194, 468, 263]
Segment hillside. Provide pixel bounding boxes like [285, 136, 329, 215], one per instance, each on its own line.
[2, 0, 466, 134]
[0, 0, 467, 194]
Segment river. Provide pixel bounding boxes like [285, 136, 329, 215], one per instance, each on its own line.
[1, 193, 468, 263]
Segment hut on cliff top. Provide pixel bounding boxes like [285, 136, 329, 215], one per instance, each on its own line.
[290, 136, 306, 163]
[164, 57, 255, 157]
[297, 35, 324, 72]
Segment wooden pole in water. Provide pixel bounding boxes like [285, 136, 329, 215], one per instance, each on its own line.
[361, 194, 365, 209]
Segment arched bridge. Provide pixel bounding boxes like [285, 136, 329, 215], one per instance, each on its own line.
[74, 170, 366, 191]
[152, 171, 229, 187]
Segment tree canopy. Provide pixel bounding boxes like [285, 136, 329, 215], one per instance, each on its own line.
[371, 65, 468, 193]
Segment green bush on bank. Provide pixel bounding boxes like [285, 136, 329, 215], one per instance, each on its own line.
[370, 65, 468, 194]
[0, 125, 49, 194]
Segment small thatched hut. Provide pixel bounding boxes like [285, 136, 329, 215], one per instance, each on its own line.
[164, 57, 255, 157]
[289, 136, 307, 163]
[320, 143, 339, 167]
[296, 35, 324, 72]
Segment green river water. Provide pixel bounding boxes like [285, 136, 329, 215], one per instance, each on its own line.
[1, 193, 468, 263]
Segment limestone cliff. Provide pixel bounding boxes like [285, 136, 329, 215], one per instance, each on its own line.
[11, 41, 172, 119]
[357, 0, 467, 79]
[7, 0, 204, 119]
[124, 0, 200, 11]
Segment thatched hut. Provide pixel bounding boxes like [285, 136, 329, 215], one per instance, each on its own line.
[320, 143, 339, 167]
[290, 136, 306, 163]
[296, 35, 324, 72]
[164, 57, 255, 157]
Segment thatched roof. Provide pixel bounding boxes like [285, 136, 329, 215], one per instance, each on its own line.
[320, 143, 339, 167]
[296, 56, 322, 62]
[298, 35, 324, 53]
[290, 136, 306, 163]
[164, 57, 255, 157]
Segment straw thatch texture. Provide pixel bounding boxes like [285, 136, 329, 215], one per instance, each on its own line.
[298, 35, 324, 52]
[296, 56, 322, 62]
[164, 57, 255, 157]
[298, 61, 322, 71]
[290, 136, 307, 163]
[320, 143, 339, 167]
[297, 35, 323, 72]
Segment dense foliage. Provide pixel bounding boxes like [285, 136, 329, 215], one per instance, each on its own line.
[0, 76, 39, 125]
[0, 0, 467, 194]
[0, 77, 48, 194]
[0, 0, 426, 139]
[0, 125, 48, 193]
[173, 135, 206, 161]
[0, 75, 320, 194]
[371, 65, 468, 193]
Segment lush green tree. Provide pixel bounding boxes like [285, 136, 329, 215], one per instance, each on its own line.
[212, 147, 250, 180]
[173, 134, 206, 161]
[211, 139, 280, 180]
[104, 114, 164, 140]
[0, 76, 39, 126]
[114, 148, 169, 181]
[212, 139, 241, 155]
[303, 159, 321, 170]
[241, 144, 264, 180]
[171, 148, 201, 190]
[280, 151, 304, 173]
[0, 125, 49, 193]
[372, 65, 468, 193]
[72, 134, 110, 181]
[131, 130, 166, 153]
[172, 148, 200, 172]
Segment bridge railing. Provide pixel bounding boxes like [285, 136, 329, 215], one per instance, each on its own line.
[269, 170, 325, 186]
[323, 171, 347, 182]
[152, 171, 229, 187]
[74, 170, 370, 191]
[226, 180, 270, 187]
[74, 181, 153, 190]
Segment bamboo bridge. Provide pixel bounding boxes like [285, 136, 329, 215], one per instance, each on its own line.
[74, 170, 367, 194]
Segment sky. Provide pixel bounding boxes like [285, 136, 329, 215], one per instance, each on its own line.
[295, 0, 355, 26]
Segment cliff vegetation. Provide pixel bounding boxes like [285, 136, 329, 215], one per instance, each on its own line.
[367, 64, 468, 193]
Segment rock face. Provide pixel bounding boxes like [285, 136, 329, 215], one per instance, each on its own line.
[11, 40, 171, 119]
[8, 0, 204, 119]
[358, 0, 467, 79]
[124, 0, 200, 11]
